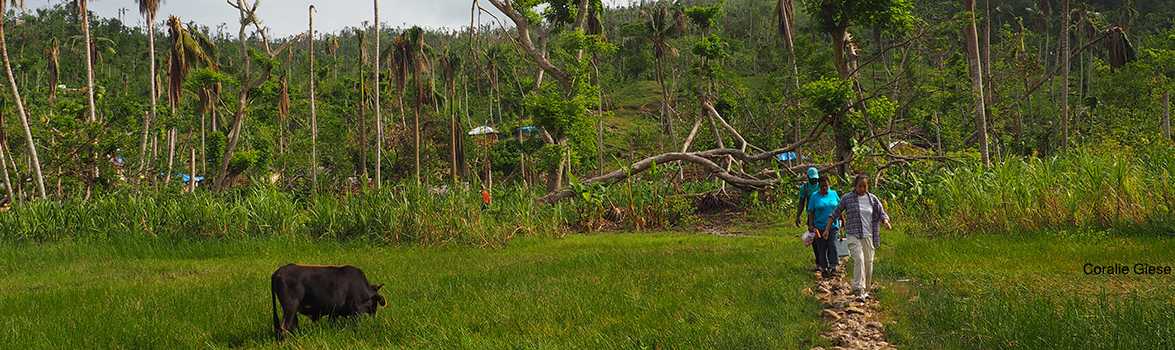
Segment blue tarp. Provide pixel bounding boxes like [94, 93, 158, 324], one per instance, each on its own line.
[161, 173, 205, 183]
[776, 152, 798, 162]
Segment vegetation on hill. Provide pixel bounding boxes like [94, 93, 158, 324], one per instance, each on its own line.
[0, 0, 1169, 206]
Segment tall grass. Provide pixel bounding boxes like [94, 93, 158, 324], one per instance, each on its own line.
[898, 142, 1174, 235]
[0, 185, 575, 245]
[0, 180, 714, 244]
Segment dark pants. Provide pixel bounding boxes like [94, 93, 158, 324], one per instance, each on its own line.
[812, 228, 839, 273]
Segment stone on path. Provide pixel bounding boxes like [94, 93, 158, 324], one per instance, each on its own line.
[811, 266, 896, 349]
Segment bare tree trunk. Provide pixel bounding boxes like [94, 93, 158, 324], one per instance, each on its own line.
[1060, 0, 1071, 149]
[449, 73, 458, 183]
[140, 14, 158, 176]
[188, 147, 196, 192]
[151, 132, 159, 184]
[359, 33, 370, 187]
[309, 5, 319, 193]
[216, 0, 255, 189]
[653, 55, 676, 149]
[80, 0, 100, 192]
[982, 0, 998, 142]
[167, 128, 176, 180]
[0, 16, 47, 199]
[830, 27, 855, 175]
[200, 102, 207, 174]
[965, 0, 991, 167]
[0, 143, 12, 202]
[373, 0, 383, 189]
[1164, 90, 1171, 141]
[413, 59, 422, 186]
[594, 59, 605, 175]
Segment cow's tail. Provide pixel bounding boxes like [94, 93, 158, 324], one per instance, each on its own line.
[271, 275, 281, 341]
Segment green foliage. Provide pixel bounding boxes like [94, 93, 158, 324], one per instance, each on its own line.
[800, 0, 914, 34]
[685, 2, 724, 32]
[801, 76, 853, 116]
[227, 149, 260, 175]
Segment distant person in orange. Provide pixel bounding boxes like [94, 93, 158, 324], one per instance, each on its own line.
[481, 189, 492, 209]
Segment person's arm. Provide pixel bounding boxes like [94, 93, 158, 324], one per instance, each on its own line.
[807, 210, 822, 238]
[794, 186, 808, 227]
[826, 197, 843, 235]
[874, 194, 892, 230]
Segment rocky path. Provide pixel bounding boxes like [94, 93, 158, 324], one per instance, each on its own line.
[807, 264, 896, 350]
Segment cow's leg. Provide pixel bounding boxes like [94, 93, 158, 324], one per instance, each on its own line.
[279, 283, 304, 336]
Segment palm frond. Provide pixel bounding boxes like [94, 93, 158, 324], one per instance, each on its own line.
[136, 0, 162, 19]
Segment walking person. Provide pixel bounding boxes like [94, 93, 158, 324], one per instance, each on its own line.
[795, 167, 822, 271]
[827, 174, 891, 300]
[807, 176, 840, 278]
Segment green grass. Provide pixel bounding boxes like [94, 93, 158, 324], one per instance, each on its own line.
[878, 229, 1175, 349]
[0, 232, 826, 349]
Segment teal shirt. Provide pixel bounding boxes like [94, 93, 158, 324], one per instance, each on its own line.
[807, 189, 841, 231]
[798, 182, 820, 208]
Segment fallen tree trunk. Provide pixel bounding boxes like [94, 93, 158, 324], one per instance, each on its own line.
[538, 151, 776, 204]
[538, 113, 830, 204]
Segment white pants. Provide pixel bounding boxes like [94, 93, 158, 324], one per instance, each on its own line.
[846, 235, 875, 292]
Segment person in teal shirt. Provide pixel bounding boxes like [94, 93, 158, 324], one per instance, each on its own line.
[794, 167, 821, 228]
[807, 176, 841, 277]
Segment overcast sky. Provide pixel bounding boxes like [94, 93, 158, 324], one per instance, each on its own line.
[25, 0, 640, 37]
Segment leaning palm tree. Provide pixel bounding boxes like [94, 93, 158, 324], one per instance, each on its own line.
[136, 0, 163, 176]
[0, 0, 47, 199]
[165, 16, 215, 180]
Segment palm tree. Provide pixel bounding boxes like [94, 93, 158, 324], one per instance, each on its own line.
[440, 49, 460, 183]
[776, 0, 802, 146]
[642, 1, 685, 145]
[165, 16, 214, 181]
[77, 0, 99, 197]
[78, 0, 97, 124]
[0, 0, 47, 199]
[405, 27, 428, 185]
[47, 38, 60, 107]
[308, 5, 318, 193]
[373, 0, 383, 189]
[136, 0, 162, 177]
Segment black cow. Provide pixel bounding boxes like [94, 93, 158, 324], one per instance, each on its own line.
[270, 264, 386, 340]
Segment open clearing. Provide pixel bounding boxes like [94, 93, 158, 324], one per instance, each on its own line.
[0, 233, 824, 349]
[3, 229, 1172, 349]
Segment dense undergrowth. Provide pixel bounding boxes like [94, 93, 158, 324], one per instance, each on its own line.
[891, 142, 1175, 236]
[0, 179, 712, 244]
[3, 142, 1171, 243]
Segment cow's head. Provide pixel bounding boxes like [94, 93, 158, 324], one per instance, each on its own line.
[364, 284, 386, 315]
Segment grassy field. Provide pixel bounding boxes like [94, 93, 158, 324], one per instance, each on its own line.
[878, 229, 1175, 349]
[0, 232, 826, 349]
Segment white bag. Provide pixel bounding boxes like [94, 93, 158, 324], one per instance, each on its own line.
[801, 231, 815, 246]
